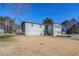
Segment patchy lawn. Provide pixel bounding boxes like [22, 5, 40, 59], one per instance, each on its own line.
[0, 35, 14, 41]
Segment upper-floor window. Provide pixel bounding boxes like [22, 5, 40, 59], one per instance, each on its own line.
[54, 25, 61, 28]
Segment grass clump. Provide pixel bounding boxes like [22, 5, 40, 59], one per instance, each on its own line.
[0, 35, 14, 41]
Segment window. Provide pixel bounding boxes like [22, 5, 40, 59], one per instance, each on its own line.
[54, 25, 61, 28]
[40, 25, 42, 28]
[31, 23, 34, 26]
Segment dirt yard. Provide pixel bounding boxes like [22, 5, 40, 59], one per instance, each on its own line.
[0, 35, 79, 56]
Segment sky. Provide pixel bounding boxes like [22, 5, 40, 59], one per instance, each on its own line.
[0, 3, 79, 25]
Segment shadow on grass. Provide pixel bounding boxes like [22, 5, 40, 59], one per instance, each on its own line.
[0, 35, 14, 42]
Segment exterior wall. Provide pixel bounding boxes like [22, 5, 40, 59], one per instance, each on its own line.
[47, 24, 53, 35]
[44, 24, 53, 35]
[0, 29, 4, 34]
[23, 22, 62, 36]
[25, 23, 45, 36]
[53, 24, 62, 36]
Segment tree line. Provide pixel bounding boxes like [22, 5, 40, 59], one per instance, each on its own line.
[0, 16, 79, 34]
[43, 17, 79, 34]
[0, 16, 15, 33]
[62, 18, 79, 34]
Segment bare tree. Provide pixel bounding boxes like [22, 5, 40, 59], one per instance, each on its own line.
[8, 3, 31, 24]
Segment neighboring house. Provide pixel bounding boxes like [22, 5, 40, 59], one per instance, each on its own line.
[21, 22, 62, 36]
[0, 22, 4, 34]
[44, 24, 53, 35]
[0, 29, 4, 34]
[53, 24, 62, 36]
[22, 22, 45, 35]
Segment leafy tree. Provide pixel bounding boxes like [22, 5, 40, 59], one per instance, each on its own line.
[0, 16, 15, 33]
[69, 22, 79, 34]
[9, 19, 15, 33]
[62, 20, 69, 33]
[43, 17, 53, 35]
[62, 18, 79, 34]
[43, 17, 53, 24]
[0, 16, 4, 29]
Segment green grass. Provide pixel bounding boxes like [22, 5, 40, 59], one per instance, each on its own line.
[0, 35, 14, 42]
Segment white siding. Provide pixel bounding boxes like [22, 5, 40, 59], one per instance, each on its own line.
[53, 24, 62, 36]
[24, 22, 62, 36]
[0, 29, 4, 34]
[25, 23, 45, 36]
